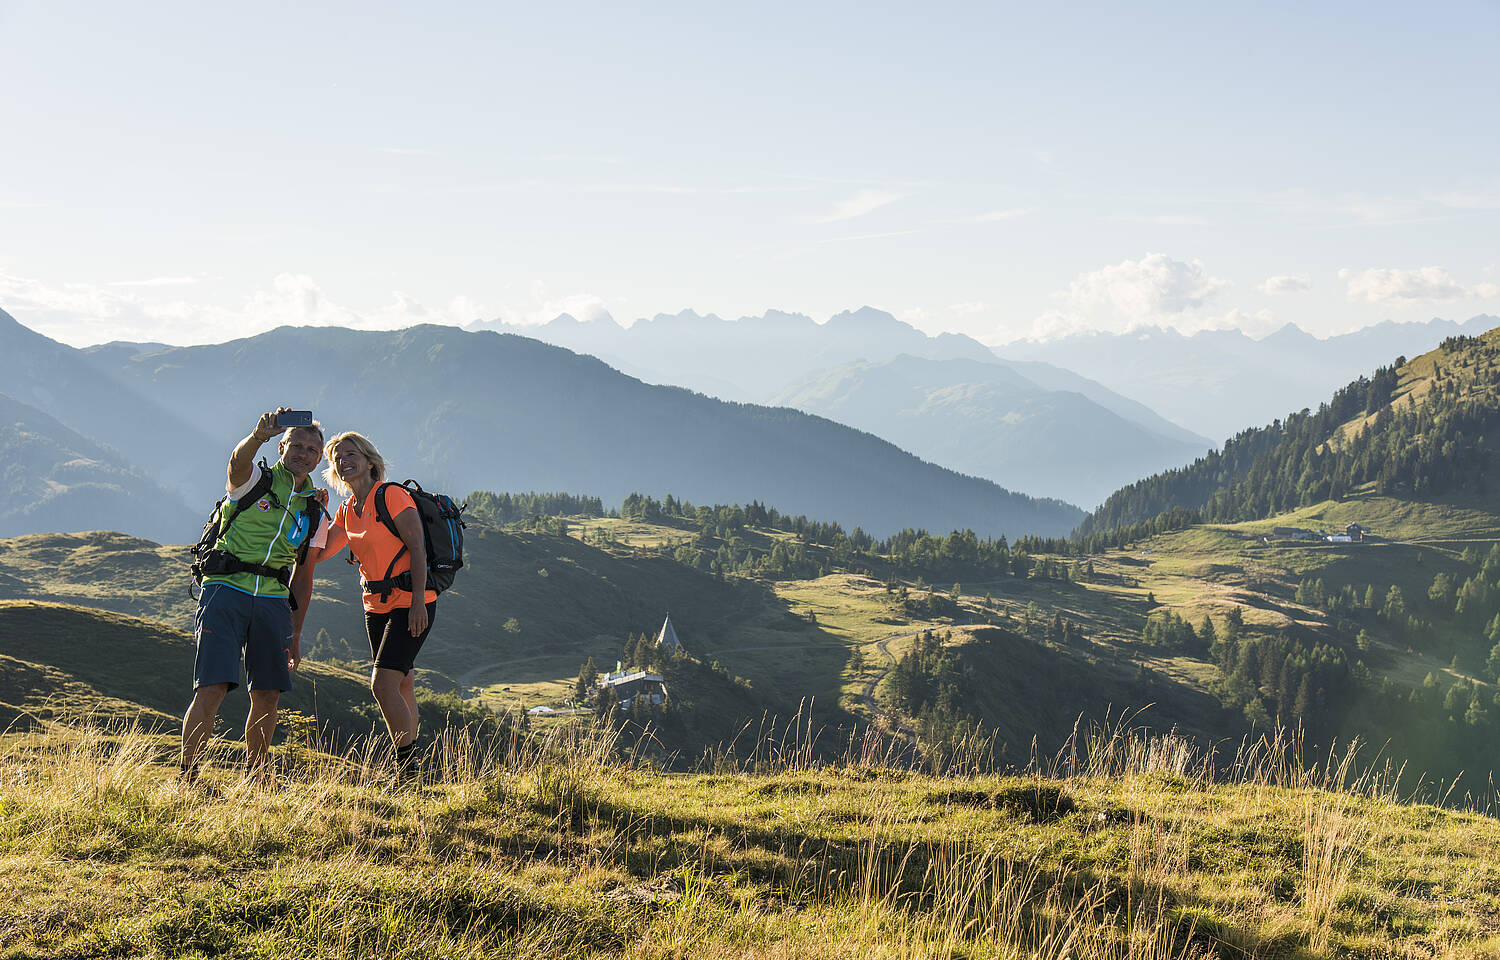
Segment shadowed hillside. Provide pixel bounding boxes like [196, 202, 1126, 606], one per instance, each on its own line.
[0, 601, 388, 738]
[0, 393, 192, 542]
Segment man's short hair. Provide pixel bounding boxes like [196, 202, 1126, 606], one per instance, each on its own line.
[282, 422, 325, 445]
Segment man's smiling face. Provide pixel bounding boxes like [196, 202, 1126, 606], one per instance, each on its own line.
[278, 427, 324, 482]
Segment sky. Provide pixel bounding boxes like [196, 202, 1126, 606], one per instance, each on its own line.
[2, 0, 1497, 348]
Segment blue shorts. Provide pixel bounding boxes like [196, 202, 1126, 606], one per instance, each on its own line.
[193, 583, 294, 692]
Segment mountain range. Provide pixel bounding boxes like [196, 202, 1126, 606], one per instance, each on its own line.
[466, 306, 1001, 403]
[0, 308, 1082, 542]
[466, 307, 1495, 500]
[772, 355, 1208, 509]
[467, 306, 1213, 503]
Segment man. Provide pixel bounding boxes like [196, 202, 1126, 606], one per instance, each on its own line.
[182, 407, 328, 777]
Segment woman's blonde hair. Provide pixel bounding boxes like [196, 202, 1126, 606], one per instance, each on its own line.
[323, 431, 387, 497]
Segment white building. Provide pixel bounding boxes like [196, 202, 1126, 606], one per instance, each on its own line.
[598, 670, 668, 710]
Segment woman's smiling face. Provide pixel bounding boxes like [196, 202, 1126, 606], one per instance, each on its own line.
[333, 439, 369, 482]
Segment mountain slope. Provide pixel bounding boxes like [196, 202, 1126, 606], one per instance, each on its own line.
[992, 356, 1207, 446]
[84, 323, 1082, 538]
[1000, 315, 1499, 443]
[0, 393, 193, 542]
[0, 307, 219, 511]
[1078, 327, 1500, 538]
[774, 355, 1209, 509]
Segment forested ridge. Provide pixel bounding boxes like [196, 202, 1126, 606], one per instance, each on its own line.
[1077, 331, 1500, 537]
[468, 488, 1100, 584]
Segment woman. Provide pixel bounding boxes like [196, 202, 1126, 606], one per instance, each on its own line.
[310, 431, 436, 769]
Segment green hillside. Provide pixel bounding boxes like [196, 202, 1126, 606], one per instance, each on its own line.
[1079, 326, 1500, 539]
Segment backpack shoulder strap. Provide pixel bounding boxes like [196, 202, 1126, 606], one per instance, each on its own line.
[221, 459, 276, 537]
[371, 481, 401, 538]
[365, 482, 411, 600]
[295, 498, 327, 565]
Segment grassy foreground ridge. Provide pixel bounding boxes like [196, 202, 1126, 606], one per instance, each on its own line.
[3, 717, 1499, 959]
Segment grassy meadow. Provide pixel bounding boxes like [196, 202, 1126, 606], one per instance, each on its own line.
[3, 714, 1499, 958]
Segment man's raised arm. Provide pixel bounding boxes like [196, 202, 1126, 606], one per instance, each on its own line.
[228, 408, 288, 491]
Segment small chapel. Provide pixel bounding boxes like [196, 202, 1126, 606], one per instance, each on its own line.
[656, 613, 683, 652]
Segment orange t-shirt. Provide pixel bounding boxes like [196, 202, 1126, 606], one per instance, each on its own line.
[335, 484, 439, 614]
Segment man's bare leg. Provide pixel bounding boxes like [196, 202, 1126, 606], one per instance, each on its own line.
[182, 683, 230, 776]
[245, 689, 281, 773]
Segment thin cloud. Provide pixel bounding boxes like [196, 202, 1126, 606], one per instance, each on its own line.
[1339, 266, 1479, 303]
[0, 271, 493, 347]
[376, 147, 439, 156]
[1426, 188, 1500, 210]
[810, 189, 903, 224]
[1024, 253, 1229, 340]
[822, 228, 922, 243]
[721, 184, 817, 195]
[1113, 214, 1211, 226]
[583, 183, 814, 196]
[1067, 253, 1227, 319]
[109, 276, 206, 288]
[973, 208, 1031, 222]
[1258, 274, 1312, 295]
[947, 301, 987, 316]
[447, 180, 815, 196]
[935, 208, 1032, 224]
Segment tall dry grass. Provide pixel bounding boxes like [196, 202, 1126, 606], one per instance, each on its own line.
[2, 708, 1437, 958]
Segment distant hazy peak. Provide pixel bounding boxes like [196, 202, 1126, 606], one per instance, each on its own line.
[547, 311, 620, 329]
[648, 309, 724, 326]
[740, 309, 815, 327]
[1259, 322, 1314, 344]
[826, 306, 904, 329]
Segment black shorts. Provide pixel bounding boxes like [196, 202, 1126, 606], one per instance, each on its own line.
[364, 601, 437, 674]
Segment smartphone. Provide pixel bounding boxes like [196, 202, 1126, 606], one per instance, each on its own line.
[275, 410, 314, 428]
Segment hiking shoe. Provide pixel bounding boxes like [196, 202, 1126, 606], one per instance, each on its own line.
[394, 739, 426, 777]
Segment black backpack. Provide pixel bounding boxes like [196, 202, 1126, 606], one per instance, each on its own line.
[189, 458, 324, 607]
[362, 479, 466, 601]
